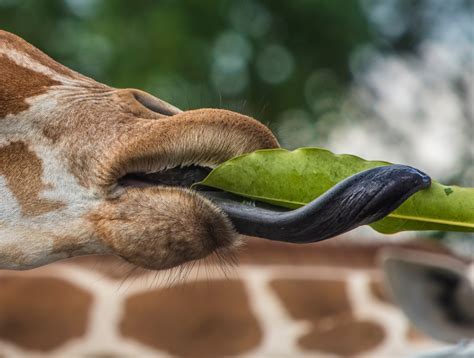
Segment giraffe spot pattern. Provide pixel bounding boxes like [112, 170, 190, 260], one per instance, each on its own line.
[0, 141, 65, 216]
[0, 31, 75, 80]
[0, 54, 60, 119]
[0, 258, 442, 356]
[120, 279, 262, 356]
[0, 276, 92, 351]
[270, 279, 385, 355]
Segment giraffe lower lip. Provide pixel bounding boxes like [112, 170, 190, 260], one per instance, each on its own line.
[118, 165, 212, 188]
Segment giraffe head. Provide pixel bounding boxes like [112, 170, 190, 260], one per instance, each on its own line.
[0, 30, 279, 270]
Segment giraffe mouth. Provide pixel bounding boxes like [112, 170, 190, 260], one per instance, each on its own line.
[117, 161, 431, 245]
[108, 111, 430, 245]
[117, 165, 213, 189]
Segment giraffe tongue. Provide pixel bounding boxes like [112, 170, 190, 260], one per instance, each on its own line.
[200, 165, 431, 244]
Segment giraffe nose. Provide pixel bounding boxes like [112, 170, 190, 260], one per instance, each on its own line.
[116, 88, 182, 118]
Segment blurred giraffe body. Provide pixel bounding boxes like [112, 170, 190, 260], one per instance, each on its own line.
[0, 240, 458, 357]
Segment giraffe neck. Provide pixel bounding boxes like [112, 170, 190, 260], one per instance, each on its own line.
[0, 241, 444, 357]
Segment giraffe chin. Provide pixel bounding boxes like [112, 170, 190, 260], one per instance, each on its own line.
[99, 166, 242, 270]
[90, 185, 240, 271]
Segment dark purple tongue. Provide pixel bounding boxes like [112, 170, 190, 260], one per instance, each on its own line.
[201, 165, 431, 243]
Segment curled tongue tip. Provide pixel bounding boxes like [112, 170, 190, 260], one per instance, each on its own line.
[414, 169, 431, 187]
[392, 164, 431, 189]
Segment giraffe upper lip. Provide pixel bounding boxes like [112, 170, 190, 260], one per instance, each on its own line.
[99, 108, 279, 193]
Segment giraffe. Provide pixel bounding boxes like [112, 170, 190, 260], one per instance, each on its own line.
[1, 238, 469, 357]
[1, 30, 472, 357]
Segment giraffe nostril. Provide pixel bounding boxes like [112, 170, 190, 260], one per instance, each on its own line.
[116, 88, 182, 119]
[132, 90, 182, 117]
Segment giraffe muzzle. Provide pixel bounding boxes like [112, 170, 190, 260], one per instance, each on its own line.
[102, 96, 430, 245]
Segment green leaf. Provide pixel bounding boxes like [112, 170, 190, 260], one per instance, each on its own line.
[196, 147, 474, 234]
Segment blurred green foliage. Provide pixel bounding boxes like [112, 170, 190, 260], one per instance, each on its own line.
[0, 0, 372, 127]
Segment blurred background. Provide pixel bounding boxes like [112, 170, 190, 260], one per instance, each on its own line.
[0, 0, 473, 356]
